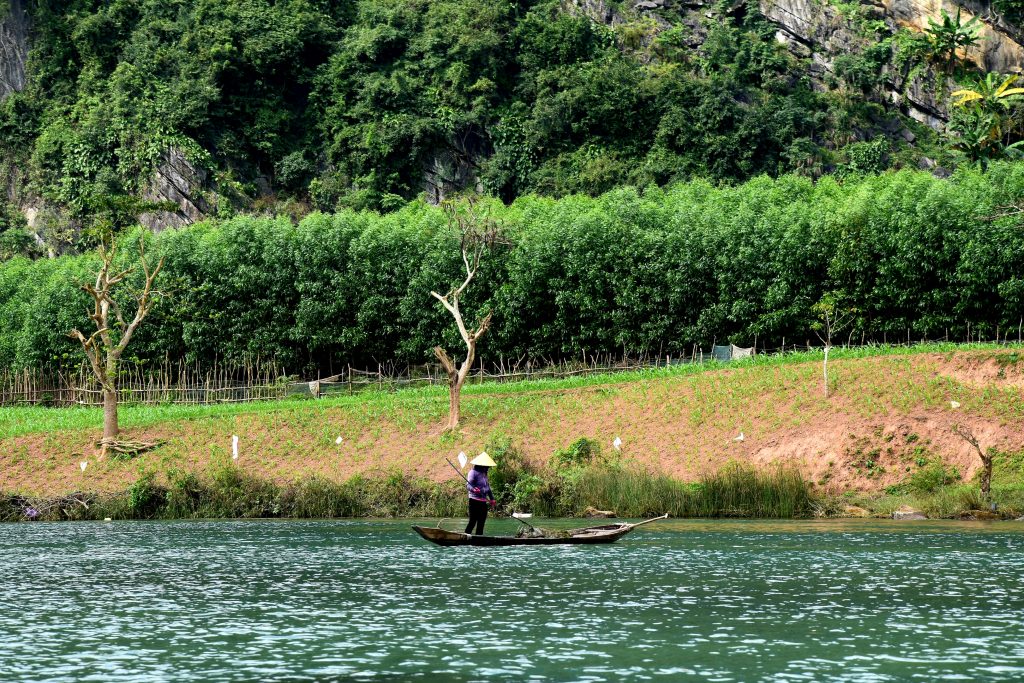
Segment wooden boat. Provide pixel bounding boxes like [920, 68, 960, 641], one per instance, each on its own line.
[412, 514, 668, 547]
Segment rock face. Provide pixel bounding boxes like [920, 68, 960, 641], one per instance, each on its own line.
[762, 0, 1024, 127]
[0, 0, 28, 101]
[882, 0, 1024, 73]
[138, 148, 211, 232]
[574, 0, 1024, 129]
[423, 129, 487, 205]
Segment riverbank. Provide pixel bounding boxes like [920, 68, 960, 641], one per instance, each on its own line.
[4, 459, 1024, 522]
[2, 344, 1023, 520]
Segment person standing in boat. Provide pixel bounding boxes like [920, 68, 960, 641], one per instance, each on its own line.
[466, 452, 497, 535]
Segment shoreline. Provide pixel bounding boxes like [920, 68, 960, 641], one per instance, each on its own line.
[4, 465, 1021, 523]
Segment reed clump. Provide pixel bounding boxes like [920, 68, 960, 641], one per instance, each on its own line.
[552, 463, 815, 518]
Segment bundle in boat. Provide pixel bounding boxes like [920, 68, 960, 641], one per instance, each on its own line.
[514, 526, 569, 539]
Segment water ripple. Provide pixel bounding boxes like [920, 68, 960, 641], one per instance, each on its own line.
[1, 519, 1023, 681]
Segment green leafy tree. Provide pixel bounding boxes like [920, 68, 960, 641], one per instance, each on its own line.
[0, 201, 38, 261]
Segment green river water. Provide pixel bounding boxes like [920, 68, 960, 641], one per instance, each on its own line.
[2, 518, 1024, 682]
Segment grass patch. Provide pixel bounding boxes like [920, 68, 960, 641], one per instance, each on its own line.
[3, 342, 1017, 439]
[4, 459, 1021, 522]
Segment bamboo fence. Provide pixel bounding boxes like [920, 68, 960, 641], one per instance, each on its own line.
[1, 337, 1020, 407]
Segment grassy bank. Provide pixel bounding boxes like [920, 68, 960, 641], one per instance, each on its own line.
[2, 345, 1023, 519]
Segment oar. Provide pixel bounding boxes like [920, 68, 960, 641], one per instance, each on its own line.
[627, 513, 669, 528]
[444, 457, 540, 532]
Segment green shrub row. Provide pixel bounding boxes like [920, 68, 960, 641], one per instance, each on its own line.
[2, 165, 1024, 374]
[1, 459, 815, 522]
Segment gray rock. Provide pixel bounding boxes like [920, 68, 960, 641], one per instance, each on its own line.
[635, 0, 661, 9]
[760, 0, 1024, 130]
[254, 175, 273, 197]
[0, 0, 29, 100]
[423, 128, 486, 205]
[138, 147, 210, 232]
[892, 506, 928, 520]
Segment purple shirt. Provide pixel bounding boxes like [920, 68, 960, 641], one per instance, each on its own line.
[467, 468, 493, 502]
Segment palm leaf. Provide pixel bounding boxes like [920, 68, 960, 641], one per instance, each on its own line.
[995, 75, 1019, 97]
[951, 89, 983, 105]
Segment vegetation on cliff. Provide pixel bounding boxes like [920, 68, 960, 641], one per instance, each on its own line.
[0, 0, 980, 253]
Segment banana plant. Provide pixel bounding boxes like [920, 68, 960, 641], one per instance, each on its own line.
[926, 8, 982, 74]
[948, 73, 1024, 166]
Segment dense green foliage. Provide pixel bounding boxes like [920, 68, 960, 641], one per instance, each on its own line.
[1, 165, 1022, 373]
[0, 0, 930, 235]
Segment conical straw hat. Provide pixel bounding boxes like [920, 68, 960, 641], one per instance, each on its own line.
[470, 452, 496, 467]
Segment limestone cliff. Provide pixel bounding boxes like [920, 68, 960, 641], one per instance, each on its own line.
[569, 0, 1024, 128]
[764, 0, 1024, 125]
[0, 0, 27, 101]
[138, 148, 211, 233]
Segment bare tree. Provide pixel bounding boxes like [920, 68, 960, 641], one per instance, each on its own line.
[70, 235, 164, 452]
[812, 291, 856, 398]
[952, 424, 994, 499]
[430, 197, 504, 431]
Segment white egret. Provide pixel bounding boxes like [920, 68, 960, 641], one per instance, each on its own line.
[613, 436, 623, 451]
[232, 435, 239, 460]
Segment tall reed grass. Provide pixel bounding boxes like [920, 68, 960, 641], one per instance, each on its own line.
[1, 464, 815, 522]
[552, 464, 814, 518]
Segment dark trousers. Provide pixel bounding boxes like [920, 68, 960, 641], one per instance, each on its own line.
[466, 498, 489, 535]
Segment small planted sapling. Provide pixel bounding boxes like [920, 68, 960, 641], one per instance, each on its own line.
[812, 291, 856, 398]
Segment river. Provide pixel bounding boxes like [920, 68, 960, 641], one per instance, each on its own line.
[2, 518, 1023, 681]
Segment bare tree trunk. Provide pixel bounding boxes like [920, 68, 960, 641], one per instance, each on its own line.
[430, 197, 503, 431]
[103, 388, 119, 442]
[952, 424, 993, 499]
[980, 450, 993, 498]
[447, 383, 461, 430]
[823, 345, 831, 398]
[435, 340, 480, 431]
[70, 236, 163, 452]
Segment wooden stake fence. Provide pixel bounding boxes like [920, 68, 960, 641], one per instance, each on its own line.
[1, 337, 1020, 407]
